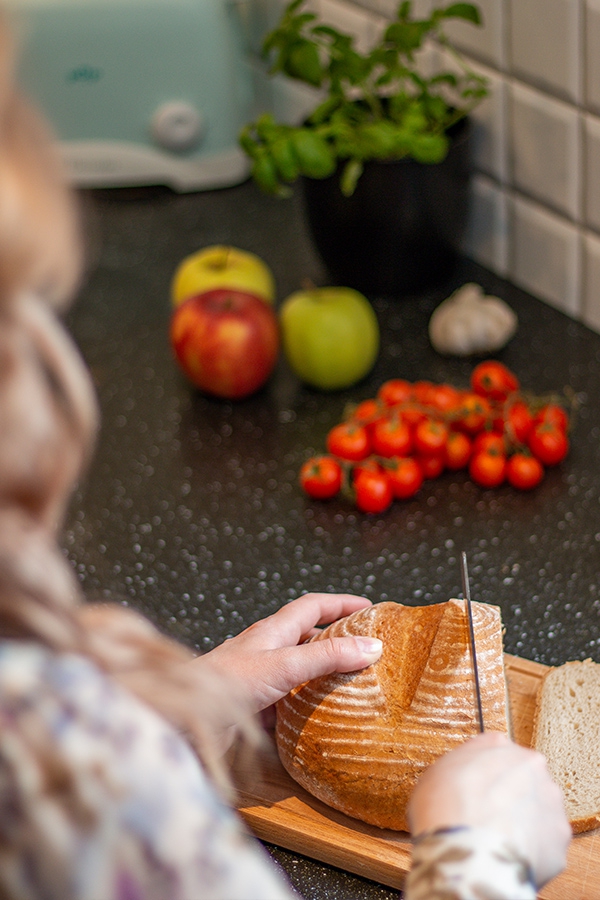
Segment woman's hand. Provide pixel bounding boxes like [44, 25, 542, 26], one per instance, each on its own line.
[194, 592, 382, 720]
[408, 732, 571, 888]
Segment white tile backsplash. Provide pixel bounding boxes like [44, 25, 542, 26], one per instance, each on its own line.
[509, 0, 582, 103]
[585, 0, 600, 113]
[509, 82, 581, 219]
[583, 231, 600, 330]
[463, 174, 509, 274]
[253, 0, 600, 334]
[584, 114, 600, 232]
[510, 193, 581, 317]
[470, 66, 508, 181]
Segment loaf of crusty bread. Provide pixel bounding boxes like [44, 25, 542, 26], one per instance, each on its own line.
[276, 598, 509, 832]
[532, 658, 600, 834]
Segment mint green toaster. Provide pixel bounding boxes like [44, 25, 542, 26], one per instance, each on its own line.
[8, 0, 255, 191]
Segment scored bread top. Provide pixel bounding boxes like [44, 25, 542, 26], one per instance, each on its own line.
[532, 658, 600, 834]
[276, 598, 509, 832]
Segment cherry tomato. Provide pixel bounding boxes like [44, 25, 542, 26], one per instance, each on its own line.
[445, 430, 472, 470]
[471, 360, 519, 401]
[455, 392, 493, 434]
[354, 468, 394, 514]
[418, 453, 445, 480]
[371, 416, 413, 458]
[377, 379, 413, 407]
[400, 402, 428, 428]
[386, 456, 423, 499]
[414, 418, 449, 456]
[351, 398, 385, 429]
[428, 383, 462, 413]
[326, 422, 371, 461]
[413, 380, 438, 406]
[506, 453, 545, 490]
[299, 456, 343, 499]
[469, 449, 507, 488]
[533, 403, 569, 432]
[352, 457, 382, 480]
[472, 431, 505, 455]
[504, 400, 534, 444]
[528, 422, 569, 466]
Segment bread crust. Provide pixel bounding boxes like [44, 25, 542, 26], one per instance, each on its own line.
[276, 599, 508, 832]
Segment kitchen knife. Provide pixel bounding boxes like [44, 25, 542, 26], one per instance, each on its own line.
[460, 551, 484, 732]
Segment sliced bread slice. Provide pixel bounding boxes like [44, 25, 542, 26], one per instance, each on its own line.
[532, 658, 600, 834]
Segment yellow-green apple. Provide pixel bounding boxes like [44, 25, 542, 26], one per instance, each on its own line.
[280, 286, 380, 390]
[170, 289, 280, 400]
[171, 245, 275, 307]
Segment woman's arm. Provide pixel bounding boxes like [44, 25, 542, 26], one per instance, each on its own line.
[406, 732, 571, 900]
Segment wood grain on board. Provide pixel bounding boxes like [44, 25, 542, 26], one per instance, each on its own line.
[231, 654, 600, 900]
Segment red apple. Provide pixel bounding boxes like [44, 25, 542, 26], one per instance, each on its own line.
[170, 288, 280, 400]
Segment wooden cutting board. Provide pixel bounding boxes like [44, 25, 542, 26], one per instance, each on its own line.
[231, 654, 600, 899]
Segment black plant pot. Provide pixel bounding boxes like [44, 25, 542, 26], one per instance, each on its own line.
[301, 117, 473, 297]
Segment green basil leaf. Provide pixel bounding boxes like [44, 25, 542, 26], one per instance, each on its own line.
[307, 95, 342, 125]
[291, 129, 336, 178]
[429, 72, 459, 87]
[408, 132, 449, 163]
[261, 32, 279, 55]
[439, 3, 482, 25]
[356, 121, 400, 158]
[238, 128, 259, 158]
[422, 95, 449, 121]
[331, 50, 369, 85]
[251, 152, 280, 194]
[255, 113, 279, 140]
[397, 1, 412, 21]
[384, 21, 429, 52]
[286, 0, 306, 16]
[461, 86, 489, 100]
[311, 24, 342, 38]
[402, 105, 429, 133]
[271, 137, 300, 182]
[340, 159, 363, 196]
[289, 13, 318, 31]
[285, 40, 323, 86]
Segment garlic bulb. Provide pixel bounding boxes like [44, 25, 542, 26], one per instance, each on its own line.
[429, 283, 518, 356]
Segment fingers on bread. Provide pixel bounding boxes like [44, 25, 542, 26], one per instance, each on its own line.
[276, 599, 509, 832]
[532, 658, 600, 834]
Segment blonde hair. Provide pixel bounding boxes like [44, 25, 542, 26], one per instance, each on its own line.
[0, 16, 83, 307]
[0, 8, 248, 802]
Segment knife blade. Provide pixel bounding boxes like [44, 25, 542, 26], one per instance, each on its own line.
[460, 551, 484, 733]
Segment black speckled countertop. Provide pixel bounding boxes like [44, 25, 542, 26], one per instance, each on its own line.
[64, 179, 600, 900]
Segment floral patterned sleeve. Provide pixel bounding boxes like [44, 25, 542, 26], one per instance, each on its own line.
[0, 642, 296, 900]
[404, 826, 537, 900]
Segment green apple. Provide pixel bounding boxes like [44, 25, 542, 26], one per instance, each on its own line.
[280, 286, 380, 390]
[171, 245, 275, 306]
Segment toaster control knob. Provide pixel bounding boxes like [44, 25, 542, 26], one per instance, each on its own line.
[151, 102, 204, 153]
